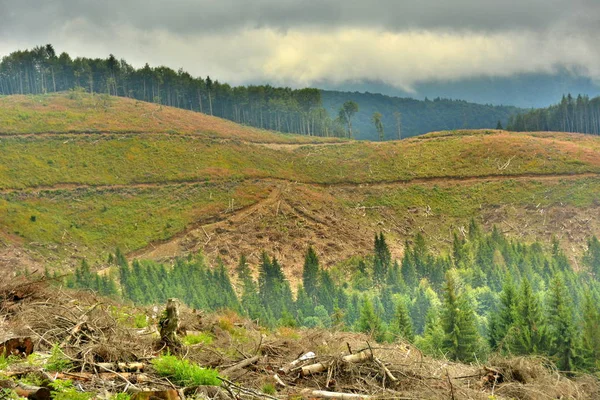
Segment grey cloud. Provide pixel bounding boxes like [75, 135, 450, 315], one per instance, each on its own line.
[1, 0, 599, 92]
[2, 0, 599, 36]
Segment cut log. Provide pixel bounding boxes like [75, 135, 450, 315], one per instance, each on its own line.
[0, 335, 34, 357]
[301, 350, 372, 377]
[0, 379, 51, 400]
[279, 351, 315, 374]
[96, 362, 146, 372]
[341, 350, 372, 363]
[300, 389, 372, 399]
[132, 390, 180, 400]
[301, 361, 330, 376]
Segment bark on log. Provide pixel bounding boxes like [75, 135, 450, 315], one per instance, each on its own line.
[0, 335, 34, 357]
[300, 389, 372, 399]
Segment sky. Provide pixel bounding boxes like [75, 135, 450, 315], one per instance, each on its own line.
[1, 0, 600, 93]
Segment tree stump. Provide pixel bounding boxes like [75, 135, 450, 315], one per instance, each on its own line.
[0, 334, 34, 357]
[131, 390, 180, 400]
[158, 298, 182, 352]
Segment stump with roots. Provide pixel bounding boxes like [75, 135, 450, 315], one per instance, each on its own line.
[158, 298, 182, 352]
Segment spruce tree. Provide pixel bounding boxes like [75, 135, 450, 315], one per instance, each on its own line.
[393, 298, 415, 342]
[401, 241, 418, 290]
[357, 296, 385, 342]
[488, 275, 518, 351]
[510, 278, 546, 355]
[581, 292, 600, 371]
[410, 285, 431, 335]
[379, 286, 395, 323]
[302, 246, 320, 299]
[583, 236, 600, 277]
[546, 276, 577, 372]
[440, 271, 480, 362]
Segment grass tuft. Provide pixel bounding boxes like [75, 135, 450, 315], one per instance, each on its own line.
[151, 354, 221, 386]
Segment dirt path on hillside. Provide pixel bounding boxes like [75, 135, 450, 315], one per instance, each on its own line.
[128, 184, 285, 260]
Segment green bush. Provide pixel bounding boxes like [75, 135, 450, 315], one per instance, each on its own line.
[151, 355, 220, 386]
[49, 379, 92, 400]
[46, 345, 73, 372]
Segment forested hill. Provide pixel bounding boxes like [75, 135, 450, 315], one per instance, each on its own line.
[321, 90, 520, 140]
[508, 94, 600, 134]
[0, 44, 518, 140]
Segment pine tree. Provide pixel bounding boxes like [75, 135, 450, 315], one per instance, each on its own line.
[302, 246, 320, 299]
[509, 278, 546, 355]
[581, 291, 600, 371]
[410, 286, 431, 335]
[416, 308, 445, 357]
[373, 233, 391, 284]
[488, 275, 518, 351]
[546, 276, 577, 372]
[583, 236, 600, 277]
[379, 287, 395, 323]
[357, 296, 384, 342]
[393, 298, 415, 342]
[401, 241, 418, 290]
[440, 271, 480, 362]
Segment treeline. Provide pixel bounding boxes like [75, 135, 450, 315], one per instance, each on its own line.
[0, 45, 520, 139]
[66, 223, 600, 374]
[0, 45, 344, 137]
[321, 90, 520, 140]
[508, 94, 600, 134]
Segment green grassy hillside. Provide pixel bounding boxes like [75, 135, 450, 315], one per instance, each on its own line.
[1, 93, 600, 272]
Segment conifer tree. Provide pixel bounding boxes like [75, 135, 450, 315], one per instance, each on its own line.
[488, 275, 518, 351]
[401, 241, 418, 290]
[510, 278, 546, 355]
[546, 276, 577, 372]
[410, 285, 431, 335]
[379, 287, 395, 323]
[581, 291, 600, 371]
[440, 271, 480, 362]
[357, 296, 385, 342]
[583, 236, 600, 277]
[393, 298, 415, 342]
[416, 308, 445, 357]
[373, 233, 391, 284]
[302, 246, 320, 299]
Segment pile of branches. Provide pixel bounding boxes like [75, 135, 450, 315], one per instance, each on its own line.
[1, 278, 599, 400]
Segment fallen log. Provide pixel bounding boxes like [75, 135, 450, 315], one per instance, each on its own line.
[0, 335, 34, 357]
[221, 355, 260, 376]
[0, 379, 51, 400]
[300, 389, 372, 399]
[301, 350, 372, 376]
[279, 351, 315, 374]
[96, 362, 146, 372]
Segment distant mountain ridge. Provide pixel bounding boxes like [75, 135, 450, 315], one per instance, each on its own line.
[321, 90, 520, 140]
[317, 71, 600, 109]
